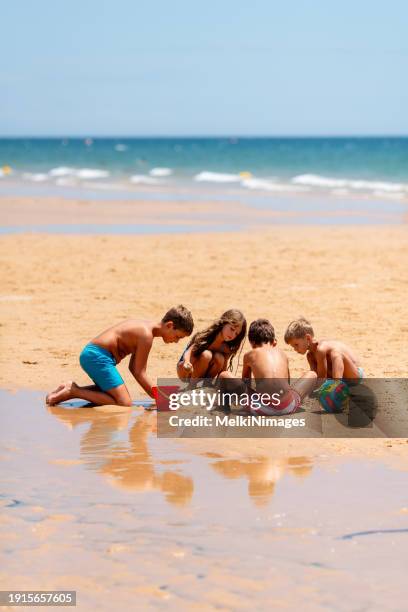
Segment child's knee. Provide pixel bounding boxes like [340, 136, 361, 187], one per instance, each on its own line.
[212, 351, 225, 369]
[119, 397, 133, 407]
[200, 350, 213, 363]
[111, 388, 132, 407]
[218, 370, 232, 380]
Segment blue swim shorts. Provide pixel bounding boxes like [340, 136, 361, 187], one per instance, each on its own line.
[79, 343, 124, 392]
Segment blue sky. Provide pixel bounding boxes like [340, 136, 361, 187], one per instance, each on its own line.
[1, 0, 407, 136]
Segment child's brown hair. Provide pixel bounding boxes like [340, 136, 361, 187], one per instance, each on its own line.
[190, 309, 247, 371]
[248, 319, 276, 345]
[162, 305, 194, 334]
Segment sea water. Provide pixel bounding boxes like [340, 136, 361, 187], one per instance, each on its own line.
[1, 137, 408, 202]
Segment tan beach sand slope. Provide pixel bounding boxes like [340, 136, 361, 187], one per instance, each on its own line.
[0, 225, 407, 392]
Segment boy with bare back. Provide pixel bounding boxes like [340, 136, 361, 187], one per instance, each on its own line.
[284, 318, 364, 382]
[219, 319, 317, 415]
[46, 305, 194, 407]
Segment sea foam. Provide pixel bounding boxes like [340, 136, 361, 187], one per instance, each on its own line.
[129, 174, 160, 185]
[149, 167, 172, 177]
[194, 171, 241, 183]
[242, 177, 308, 192]
[292, 174, 408, 193]
[22, 172, 48, 182]
[48, 167, 75, 177]
[75, 169, 110, 180]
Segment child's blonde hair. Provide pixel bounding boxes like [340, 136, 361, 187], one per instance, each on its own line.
[284, 317, 314, 343]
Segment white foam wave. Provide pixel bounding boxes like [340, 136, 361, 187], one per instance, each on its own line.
[149, 167, 172, 177]
[22, 172, 48, 182]
[75, 168, 110, 179]
[349, 179, 407, 193]
[115, 144, 128, 152]
[292, 173, 408, 193]
[48, 166, 75, 177]
[129, 174, 160, 185]
[194, 171, 241, 183]
[242, 178, 308, 192]
[49, 167, 109, 180]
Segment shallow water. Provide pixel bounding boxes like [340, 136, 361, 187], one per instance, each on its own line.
[1, 180, 407, 229]
[1, 390, 408, 611]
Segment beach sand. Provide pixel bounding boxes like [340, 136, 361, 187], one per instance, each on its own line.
[0, 198, 407, 393]
[1, 196, 408, 609]
[1, 197, 408, 444]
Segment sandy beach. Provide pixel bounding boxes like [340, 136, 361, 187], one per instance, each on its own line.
[1, 196, 407, 395]
[1, 195, 408, 609]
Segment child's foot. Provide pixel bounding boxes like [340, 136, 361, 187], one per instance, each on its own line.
[46, 383, 65, 405]
[46, 381, 75, 405]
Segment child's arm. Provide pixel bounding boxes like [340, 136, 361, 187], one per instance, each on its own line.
[241, 353, 252, 383]
[315, 347, 328, 380]
[182, 344, 194, 371]
[128, 341, 154, 398]
[307, 351, 317, 372]
[329, 350, 345, 379]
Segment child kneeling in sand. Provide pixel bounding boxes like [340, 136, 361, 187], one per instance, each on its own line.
[177, 309, 247, 381]
[218, 318, 317, 415]
[284, 317, 364, 382]
[46, 305, 194, 407]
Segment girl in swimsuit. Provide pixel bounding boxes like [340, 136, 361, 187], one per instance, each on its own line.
[177, 309, 247, 381]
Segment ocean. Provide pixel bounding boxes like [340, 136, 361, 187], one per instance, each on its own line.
[1, 137, 408, 202]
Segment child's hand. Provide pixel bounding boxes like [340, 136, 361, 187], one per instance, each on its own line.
[183, 361, 193, 373]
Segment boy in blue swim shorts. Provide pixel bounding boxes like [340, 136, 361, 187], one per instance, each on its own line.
[284, 318, 364, 383]
[46, 305, 194, 407]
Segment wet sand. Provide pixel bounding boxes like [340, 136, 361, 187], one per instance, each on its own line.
[1, 391, 408, 611]
[0, 192, 406, 230]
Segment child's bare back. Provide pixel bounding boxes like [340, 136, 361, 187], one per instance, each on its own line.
[244, 345, 289, 380]
[92, 319, 155, 364]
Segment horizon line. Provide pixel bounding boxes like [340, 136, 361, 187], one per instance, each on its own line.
[1, 134, 408, 140]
